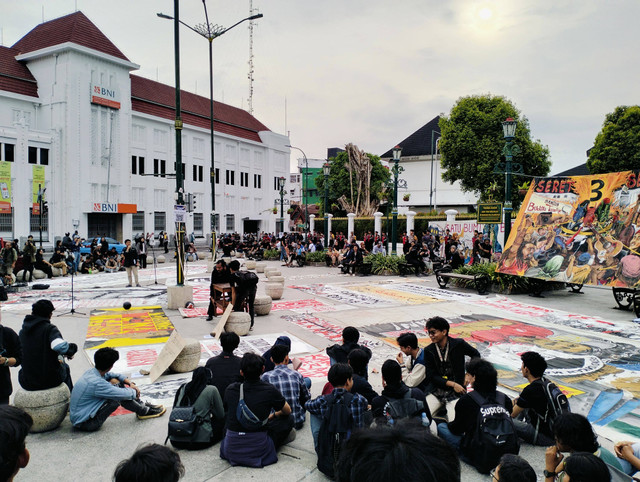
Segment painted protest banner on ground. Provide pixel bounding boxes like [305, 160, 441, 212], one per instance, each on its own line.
[496, 171, 640, 288]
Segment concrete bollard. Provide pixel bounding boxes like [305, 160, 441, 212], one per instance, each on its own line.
[255, 263, 267, 273]
[264, 282, 284, 300]
[225, 312, 252, 336]
[254, 295, 273, 316]
[14, 383, 70, 433]
[169, 338, 201, 373]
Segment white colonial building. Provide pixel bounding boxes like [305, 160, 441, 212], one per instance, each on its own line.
[0, 11, 290, 246]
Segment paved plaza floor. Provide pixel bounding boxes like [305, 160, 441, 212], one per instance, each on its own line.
[3, 258, 639, 481]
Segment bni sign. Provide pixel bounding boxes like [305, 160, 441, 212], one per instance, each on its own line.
[90, 84, 121, 109]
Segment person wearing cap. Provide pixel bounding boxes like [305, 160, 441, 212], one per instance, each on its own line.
[18, 300, 77, 392]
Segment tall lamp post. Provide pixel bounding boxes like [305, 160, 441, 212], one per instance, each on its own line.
[500, 117, 521, 246]
[323, 162, 331, 247]
[391, 146, 402, 255]
[430, 129, 441, 209]
[287, 145, 308, 236]
[157, 7, 263, 256]
[278, 176, 286, 234]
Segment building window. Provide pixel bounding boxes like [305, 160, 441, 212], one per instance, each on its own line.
[29, 208, 47, 236]
[198, 165, 203, 182]
[139, 156, 144, 175]
[28, 146, 37, 164]
[254, 174, 262, 189]
[240, 172, 249, 187]
[161, 160, 166, 178]
[0, 212, 13, 233]
[0, 143, 15, 162]
[154, 212, 166, 232]
[225, 214, 235, 232]
[193, 165, 197, 182]
[132, 211, 145, 232]
[211, 213, 220, 232]
[132, 156, 137, 175]
[274, 176, 280, 190]
[193, 213, 203, 235]
[226, 170, 235, 185]
[40, 149, 49, 165]
[215, 168, 220, 184]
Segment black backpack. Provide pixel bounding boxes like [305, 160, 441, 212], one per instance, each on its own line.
[317, 392, 354, 479]
[532, 377, 570, 435]
[383, 391, 429, 426]
[165, 384, 208, 446]
[462, 391, 520, 474]
[235, 271, 259, 289]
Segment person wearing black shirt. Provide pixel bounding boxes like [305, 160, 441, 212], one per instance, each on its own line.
[206, 260, 230, 320]
[326, 326, 372, 365]
[405, 242, 426, 276]
[348, 349, 378, 404]
[205, 332, 242, 396]
[228, 260, 257, 329]
[0, 319, 21, 404]
[448, 245, 465, 270]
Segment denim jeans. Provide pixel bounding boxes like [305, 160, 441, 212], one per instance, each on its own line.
[437, 422, 462, 451]
[74, 397, 147, 432]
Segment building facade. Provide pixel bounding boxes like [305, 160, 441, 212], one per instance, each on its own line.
[0, 12, 290, 246]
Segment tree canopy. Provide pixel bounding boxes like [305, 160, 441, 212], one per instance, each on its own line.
[587, 105, 640, 174]
[314, 149, 390, 216]
[438, 94, 551, 207]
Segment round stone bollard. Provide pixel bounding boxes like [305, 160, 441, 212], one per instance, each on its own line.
[198, 252, 206, 260]
[245, 260, 256, 270]
[157, 255, 166, 264]
[51, 267, 64, 277]
[269, 275, 285, 284]
[225, 311, 252, 336]
[264, 267, 276, 275]
[264, 281, 284, 300]
[255, 263, 267, 273]
[14, 383, 70, 433]
[32, 269, 47, 280]
[146, 255, 154, 265]
[169, 338, 201, 373]
[254, 295, 273, 316]
[266, 270, 282, 278]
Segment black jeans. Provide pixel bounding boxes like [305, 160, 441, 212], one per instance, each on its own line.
[233, 286, 257, 326]
[74, 397, 147, 432]
[267, 414, 294, 448]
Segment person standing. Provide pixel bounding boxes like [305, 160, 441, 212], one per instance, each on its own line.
[206, 260, 230, 320]
[0, 313, 22, 404]
[228, 260, 258, 329]
[19, 300, 76, 392]
[21, 236, 36, 282]
[136, 237, 147, 269]
[123, 239, 140, 287]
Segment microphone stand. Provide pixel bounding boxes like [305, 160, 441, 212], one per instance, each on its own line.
[57, 268, 85, 316]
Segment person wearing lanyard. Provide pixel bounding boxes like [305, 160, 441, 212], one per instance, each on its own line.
[423, 316, 480, 422]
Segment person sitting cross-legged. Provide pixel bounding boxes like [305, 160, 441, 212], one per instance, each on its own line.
[205, 331, 242, 397]
[261, 344, 311, 430]
[70, 347, 165, 431]
[347, 349, 378, 405]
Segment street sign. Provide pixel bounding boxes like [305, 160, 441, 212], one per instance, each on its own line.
[477, 202, 503, 224]
[174, 204, 187, 223]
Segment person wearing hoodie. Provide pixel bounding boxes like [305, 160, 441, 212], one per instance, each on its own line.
[326, 326, 372, 366]
[18, 299, 77, 392]
[0, 311, 21, 404]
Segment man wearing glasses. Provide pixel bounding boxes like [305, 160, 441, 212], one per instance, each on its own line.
[423, 316, 480, 422]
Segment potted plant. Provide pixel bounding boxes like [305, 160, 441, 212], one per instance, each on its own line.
[403, 193, 411, 202]
[518, 181, 531, 196]
[272, 207, 278, 214]
[287, 207, 294, 214]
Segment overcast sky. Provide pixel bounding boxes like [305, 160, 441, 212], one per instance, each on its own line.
[3, 1, 639, 173]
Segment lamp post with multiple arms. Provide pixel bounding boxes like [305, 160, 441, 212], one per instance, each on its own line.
[323, 162, 331, 247]
[157, 5, 263, 257]
[278, 176, 286, 235]
[499, 117, 521, 247]
[391, 146, 402, 255]
[430, 129, 441, 209]
[286, 145, 309, 236]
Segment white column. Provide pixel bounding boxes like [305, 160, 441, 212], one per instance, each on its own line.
[445, 209, 458, 222]
[309, 214, 316, 233]
[327, 214, 333, 236]
[347, 213, 356, 239]
[374, 212, 383, 235]
[406, 210, 416, 233]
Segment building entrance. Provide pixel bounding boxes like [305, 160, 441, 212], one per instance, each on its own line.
[243, 219, 260, 235]
[87, 213, 121, 240]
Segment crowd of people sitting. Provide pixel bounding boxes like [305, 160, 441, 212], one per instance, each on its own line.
[2, 302, 638, 481]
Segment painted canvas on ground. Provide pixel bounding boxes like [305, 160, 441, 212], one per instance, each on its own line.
[496, 170, 640, 288]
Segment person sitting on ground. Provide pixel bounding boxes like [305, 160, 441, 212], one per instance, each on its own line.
[396, 332, 429, 393]
[104, 255, 119, 274]
[228, 260, 258, 329]
[424, 316, 480, 422]
[205, 332, 242, 397]
[0, 312, 21, 405]
[437, 358, 513, 471]
[305, 363, 369, 450]
[511, 351, 556, 446]
[545, 412, 626, 478]
[261, 344, 311, 431]
[546, 451, 611, 482]
[347, 349, 378, 404]
[206, 260, 230, 320]
[0, 405, 33, 482]
[614, 440, 640, 476]
[170, 367, 224, 449]
[19, 300, 76, 392]
[221, 353, 293, 468]
[492, 454, 536, 482]
[327, 326, 372, 366]
[371, 359, 431, 424]
[113, 443, 184, 482]
[70, 347, 165, 431]
[335, 423, 460, 482]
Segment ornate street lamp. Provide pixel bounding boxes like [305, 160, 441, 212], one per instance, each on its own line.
[323, 162, 331, 247]
[278, 176, 286, 234]
[391, 145, 402, 255]
[500, 117, 521, 246]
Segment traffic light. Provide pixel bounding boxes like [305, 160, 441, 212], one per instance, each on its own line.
[42, 201, 48, 215]
[191, 194, 197, 211]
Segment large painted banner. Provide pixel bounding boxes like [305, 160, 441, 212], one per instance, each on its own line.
[0, 161, 11, 213]
[496, 171, 640, 288]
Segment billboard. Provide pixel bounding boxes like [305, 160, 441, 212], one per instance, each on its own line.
[0, 162, 12, 213]
[496, 171, 640, 288]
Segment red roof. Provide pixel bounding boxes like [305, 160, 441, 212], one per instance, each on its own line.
[12, 11, 129, 62]
[130, 75, 270, 143]
[0, 46, 38, 97]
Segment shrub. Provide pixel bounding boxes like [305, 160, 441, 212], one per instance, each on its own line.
[263, 249, 279, 260]
[363, 253, 406, 274]
[305, 251, 326, 262]
[451, 262, 564, 293]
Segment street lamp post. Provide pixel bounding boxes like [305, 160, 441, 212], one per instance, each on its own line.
[391, 146, 402, 255]
[286, 145, 308, 237]
[323, 162, 331, 247]
[500, 117, 521, 246]
[430, 129, 441, 210]
[157, 6, 263, 257]
[278, 176, 286, 234]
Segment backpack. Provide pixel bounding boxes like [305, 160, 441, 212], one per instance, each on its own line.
[532, 377, 570, 436]
[317, 392, 354, 479]
[165, 385, 206, 445]
[462, 391, 520, 474]
[235, 271, 259, 289]
[383, 390, 429, 426]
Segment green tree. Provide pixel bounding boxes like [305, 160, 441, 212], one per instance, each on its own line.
[315, 150, 390, 216]
[587, 105, 640, 174]
[439, 94, 551, 207]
